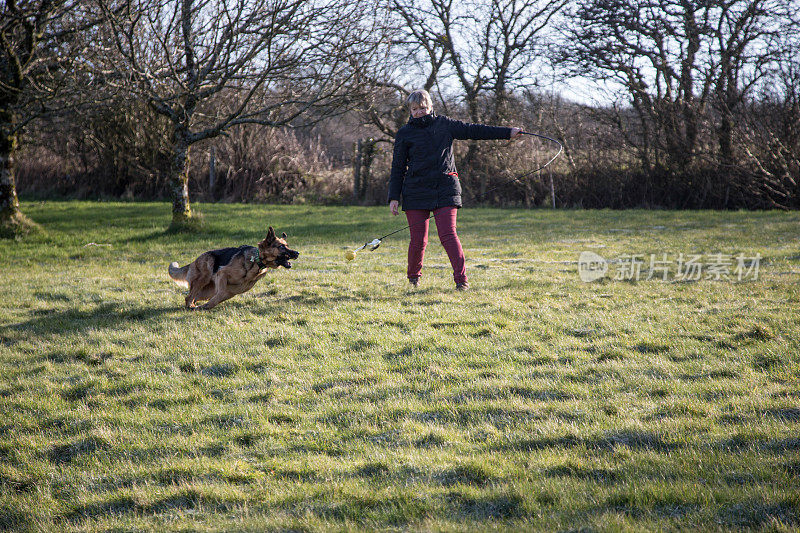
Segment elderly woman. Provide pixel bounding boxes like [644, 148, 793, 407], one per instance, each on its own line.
[388, 89, 521, 290]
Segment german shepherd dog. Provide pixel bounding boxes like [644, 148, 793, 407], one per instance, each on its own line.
[168, 226, 299, 310]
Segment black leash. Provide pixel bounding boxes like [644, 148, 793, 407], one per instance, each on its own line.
[352, 131, 563, 252]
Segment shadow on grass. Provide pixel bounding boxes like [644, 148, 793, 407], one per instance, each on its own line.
[118, 218, 392, 247]
[493, 430, 679, 453]
[0, 503, 33, 532]
[48, 436, 107, 465]
[66, 488, 236, 523]
[0, 302, 183, 339]
[445, 490, 527, 520]
[119, 226, 233, 245]
[716, 500, 799, 528]
[66, 495, 138, 522]
[121, 229, 186, 245]
[0, 289, 393, 347]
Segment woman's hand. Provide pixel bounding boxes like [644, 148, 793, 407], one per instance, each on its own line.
[389, 200, 400, 216]
[510, 127, 523, 139]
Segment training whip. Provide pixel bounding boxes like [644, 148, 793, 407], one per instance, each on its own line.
[345, 131, 563, 260]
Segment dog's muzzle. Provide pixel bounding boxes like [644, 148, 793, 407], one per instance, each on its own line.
[278, 250, 299, 269]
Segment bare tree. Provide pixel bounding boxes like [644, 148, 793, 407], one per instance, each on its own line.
[99, 0, 381, 229]
[711, 0, 792, 169]
[390, 0, 565, 196]
[351, 1, 449, 141]
[734, 21, 800, 209]
[392, 0, 564, 120]
[0, 0, 105, 238]
[561, 0, 792, 177]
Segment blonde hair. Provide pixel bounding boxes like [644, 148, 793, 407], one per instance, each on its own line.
[406, 89, 433, 109]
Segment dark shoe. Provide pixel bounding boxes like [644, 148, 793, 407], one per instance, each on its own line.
[409, 277, 420, 288]
[455, 281, 469, 291]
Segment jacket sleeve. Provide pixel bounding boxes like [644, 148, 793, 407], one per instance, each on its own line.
[447, 117, 511, 141]
[388, 134, 409, 202]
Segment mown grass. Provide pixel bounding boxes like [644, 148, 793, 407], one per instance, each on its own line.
[1, 200, 799, 532]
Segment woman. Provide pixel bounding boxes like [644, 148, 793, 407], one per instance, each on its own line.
[388, 89, 522, 290]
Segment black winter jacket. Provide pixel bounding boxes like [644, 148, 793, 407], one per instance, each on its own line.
[388, 113, 511, 210]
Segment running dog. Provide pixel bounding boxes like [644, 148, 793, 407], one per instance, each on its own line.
[168, 226, 299, 310]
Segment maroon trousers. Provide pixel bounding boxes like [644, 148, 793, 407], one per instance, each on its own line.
[405, 206, 466, 284]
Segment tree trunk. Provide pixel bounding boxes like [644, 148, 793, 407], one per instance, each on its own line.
[718, 111, 734, 168]
[168, 133, 194, 229]
[0, 113, 36, 238]
[352, 139, 362, 203]
[463, 94, 482, 200]
[208, 146, 216, 200]
[360, 138, 375, 201]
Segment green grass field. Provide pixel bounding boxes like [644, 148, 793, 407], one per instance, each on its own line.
[1, 201, 799, 532]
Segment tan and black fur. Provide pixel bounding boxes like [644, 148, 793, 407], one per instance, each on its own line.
[168, 226, 299, 310]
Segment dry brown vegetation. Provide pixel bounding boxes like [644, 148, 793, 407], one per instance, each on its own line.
[5, 0, 799, 219]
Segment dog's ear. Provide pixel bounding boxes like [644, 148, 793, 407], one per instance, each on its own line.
[281, 232, 287, 239]
[266, 226, 276, 242]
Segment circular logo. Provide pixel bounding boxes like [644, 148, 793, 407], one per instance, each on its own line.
[578, 251, 608, 282]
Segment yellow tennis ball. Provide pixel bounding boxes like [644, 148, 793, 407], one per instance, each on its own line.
[345, 251, 356, 261]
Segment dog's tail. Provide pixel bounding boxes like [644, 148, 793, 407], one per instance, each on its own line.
[168, 262, 190, 288]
